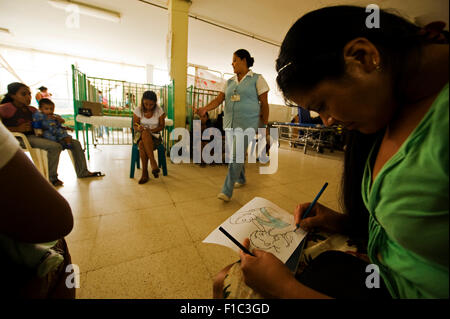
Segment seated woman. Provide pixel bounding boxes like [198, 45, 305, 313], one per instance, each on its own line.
[0, 121, 75, 298]
[133, 90, 165, 184]
[0, 82, 104, 186]
[214, 6, 448, 299]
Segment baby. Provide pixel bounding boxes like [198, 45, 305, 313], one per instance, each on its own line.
[0, 235, 65, 278]
[33, 98, 73, 149]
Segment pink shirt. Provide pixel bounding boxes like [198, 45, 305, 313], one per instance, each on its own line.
[0, 103, 37, 134]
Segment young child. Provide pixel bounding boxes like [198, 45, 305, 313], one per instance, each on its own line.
[33, 98, 73, 149]
[0, 235, 65, 278]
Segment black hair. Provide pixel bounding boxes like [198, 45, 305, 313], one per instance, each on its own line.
[276, 5, 429, 103]
[38, 86, 48, 91]
[38, 98, 54, 108]
[1, 82, 29, 104]
[141, 90, 158, 110]
[276, 6, 432, 238]
[234, 49, 254, 68]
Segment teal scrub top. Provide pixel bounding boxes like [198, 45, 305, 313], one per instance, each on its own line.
[362, 83, 449, 298]
[223, 72, 261, 131]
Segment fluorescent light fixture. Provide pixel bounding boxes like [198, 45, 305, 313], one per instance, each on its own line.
[0, 27, 11, 35]
[48, 0, 121, 23]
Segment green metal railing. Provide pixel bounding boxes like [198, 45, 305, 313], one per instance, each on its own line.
[185, 86, 224, 131]
[72, 65, 174, 157]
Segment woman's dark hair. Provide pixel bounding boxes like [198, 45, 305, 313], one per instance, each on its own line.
[38, 86, 48, 91]
[141, 90, 158, 109]
[276, 6, 433, 238]
[1, 82, 28, 104]
[276, 6, 429, 102]
[234, 49, 254, 68]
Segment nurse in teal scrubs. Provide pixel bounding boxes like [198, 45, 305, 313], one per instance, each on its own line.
[198, 49, 270, 201]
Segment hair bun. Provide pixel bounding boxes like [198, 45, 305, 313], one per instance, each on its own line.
[249, 57, 255, 67]
[234, 49, 254, 67]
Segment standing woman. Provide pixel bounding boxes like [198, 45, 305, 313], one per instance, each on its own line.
[133, 90, 165, 184]
[198, 49, 270, 201]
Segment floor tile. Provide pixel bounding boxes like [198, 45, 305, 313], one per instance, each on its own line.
[81, 244, 211, 299]
[51, 143, 345, 298]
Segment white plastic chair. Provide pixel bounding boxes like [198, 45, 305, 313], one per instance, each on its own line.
[12, 132, 75, 181]
[13, 132, 50, 180]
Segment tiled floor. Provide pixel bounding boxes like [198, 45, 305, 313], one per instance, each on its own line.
[56, 142, 344, 298]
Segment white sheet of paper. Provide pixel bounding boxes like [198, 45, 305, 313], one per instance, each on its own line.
[203, 197, 307, 263]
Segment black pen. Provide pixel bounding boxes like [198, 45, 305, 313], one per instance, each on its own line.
[219, 226, 255, 257]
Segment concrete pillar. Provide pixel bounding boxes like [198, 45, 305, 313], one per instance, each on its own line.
[146, 64, 154, 84]
[168, 0, 191, 128]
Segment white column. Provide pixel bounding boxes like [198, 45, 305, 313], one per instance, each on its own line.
[146, 64, 154, 84]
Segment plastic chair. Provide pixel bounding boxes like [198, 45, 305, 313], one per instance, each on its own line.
[130, 142, 167, 178]
[13, 132, 49, 180]
[13, 132, 76, 181]
[129, 118, 167, 179]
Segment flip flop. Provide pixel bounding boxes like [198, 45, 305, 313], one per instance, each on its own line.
[52, 179, 64, 186]
[83, 171, 105, 178]
[152, 168, 160, 178]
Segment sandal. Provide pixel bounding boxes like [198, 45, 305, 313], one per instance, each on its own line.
[83, 171, 105, 178]
[152, 168, 160, 178]
[52, 179, 64, 187]
[138, 174, 149, 184]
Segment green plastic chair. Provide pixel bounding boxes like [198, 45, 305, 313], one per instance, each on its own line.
[130, 120, 167, 178]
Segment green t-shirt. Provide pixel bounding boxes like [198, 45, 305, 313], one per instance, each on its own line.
[362, 83, 449, 298]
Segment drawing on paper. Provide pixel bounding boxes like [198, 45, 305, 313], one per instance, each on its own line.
[202, 197, 307, 264]
[229, 207, 295, 253]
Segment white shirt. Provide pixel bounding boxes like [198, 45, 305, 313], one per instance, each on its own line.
[220, 70, 269, 96]
[0, 121, 19, 170]
[133, 106, 165, 130]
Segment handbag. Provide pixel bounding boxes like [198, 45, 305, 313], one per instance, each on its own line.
[78, 108, 92, 117]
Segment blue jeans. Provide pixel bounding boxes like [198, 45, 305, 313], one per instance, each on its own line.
[221, 134, 249, 198]
[25, 136, 90, 182]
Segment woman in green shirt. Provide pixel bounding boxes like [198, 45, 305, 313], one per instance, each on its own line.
[215, 6, 448, 299]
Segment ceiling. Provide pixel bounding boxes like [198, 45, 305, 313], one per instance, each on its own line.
[0, 0, 448, 103]
[189, 0, 449, 43]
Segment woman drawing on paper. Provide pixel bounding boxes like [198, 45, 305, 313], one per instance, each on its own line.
[133, 90, 165, 184]
[214, 6, 448, 299]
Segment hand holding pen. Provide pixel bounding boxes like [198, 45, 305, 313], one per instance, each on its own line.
[294, 182, 328, 232]
[294, 184, 350, 234]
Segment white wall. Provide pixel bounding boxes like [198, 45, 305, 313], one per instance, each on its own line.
[187, 17, 285, 105]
